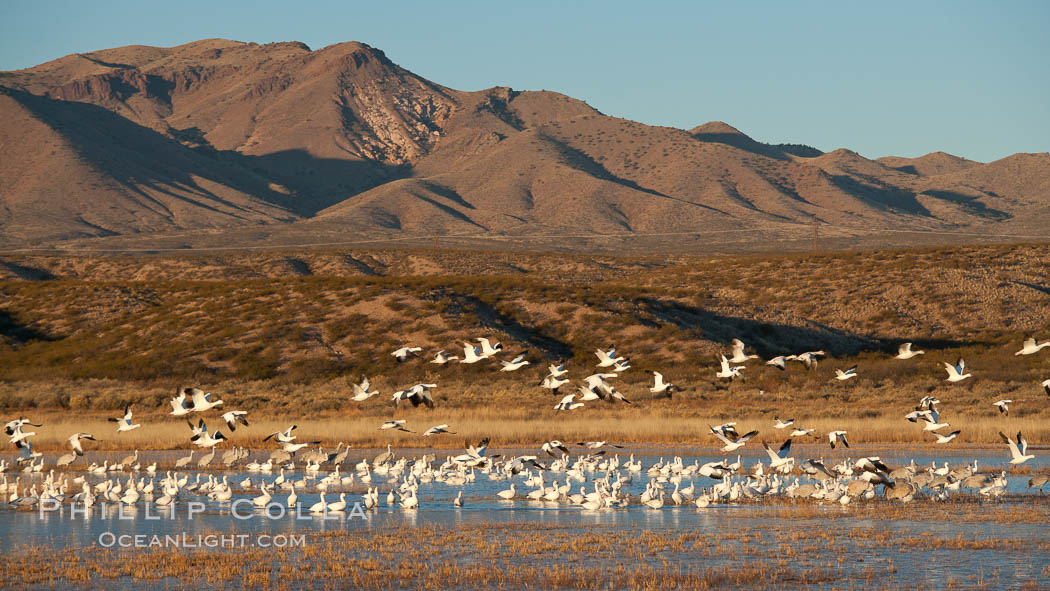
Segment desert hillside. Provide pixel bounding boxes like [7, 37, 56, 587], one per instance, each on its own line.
[2, 39, 1048, 251]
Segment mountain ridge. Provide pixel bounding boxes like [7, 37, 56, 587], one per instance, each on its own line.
[2, 39, 1048, 251]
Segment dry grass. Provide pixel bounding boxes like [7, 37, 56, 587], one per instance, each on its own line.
[15, 404, 1050, 451]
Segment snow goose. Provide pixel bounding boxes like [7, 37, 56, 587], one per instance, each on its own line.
[496, 483, 516, 500]
[264, 425, 298, 443]
[540, 375, 569, 393]
[942, 358, 971, 382]
[221, 411, 248, 432]
[327, 492, 348, 512]
[350, 376, 379, 401]
[188, 387, 223, 412]
[430, 350, 459, 364]
[828, 430, 849, 449]
[921, 409, 950, 432]
[709, 425, 758, 452]
[547, 363, 568, 378]
[895, 342, 924, 360]
[542, 441, 570, 457]
[765, 356, 788, 371]
[650, 371, 675, 397]
[476, 337, 503, 358]
[391, 346, 422, 362]
[499, 353, 530, 372]
[595, 346, 624, 368]
[394, 383, 436, 408]
[931, 429, 961, 444]
[108, 404, 141, 432]
[554, 393, 585, 411]
[763, 439, 793, 470]
[308, 493, 328, 513]
[716, 354, 744, 380]
[459, 342, 485, 363]
[791, 351, 825, 369]
[834, 366, 857, 381]
[453, 490, 463, 507]
[993, 399, 1011, 416]
[377, 417, 409, 432]
[1015, 337, 1050, 356]
[169, 389, 193, 416]
[999, 431, 1035, 464]
[66, 432, 97, 459]
[728, 339, 759, 364]
[774, 417, 794, 429]
[191, 425, 227, 449]
[422, 424, 455, 437]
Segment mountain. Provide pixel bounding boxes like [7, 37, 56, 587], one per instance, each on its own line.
[1, 39, 1048, 251]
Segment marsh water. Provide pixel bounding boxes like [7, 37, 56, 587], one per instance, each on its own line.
[2, 445, 1047, 590]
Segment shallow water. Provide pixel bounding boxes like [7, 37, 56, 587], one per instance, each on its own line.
[2, 446, 1046, 589]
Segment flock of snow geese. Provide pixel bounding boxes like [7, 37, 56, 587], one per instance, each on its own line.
[1, 336, 1048, 513]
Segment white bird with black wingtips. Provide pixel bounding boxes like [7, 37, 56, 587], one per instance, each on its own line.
[834, 366, 857, 381]
[499, 353, 530, 372]
[1000, 431, 1035, 464]
[430, 351, 459, 365]
[650, 371, 675, 397]
[993, 400, 1011, 416]
[716, 354, 744, 380]
[728, 339, 759, 364]
[1015, 337, 1050, 356]
[350, 376, 379, 401]
[895, 342, 925, 360]
[391, 346, 422, 362]
[943, 358, 971, 382]
[828, 430, 849, 449]
[221, 411, 249, 432]
[931, 429, 961, 444]
[108, 405, 141, 433]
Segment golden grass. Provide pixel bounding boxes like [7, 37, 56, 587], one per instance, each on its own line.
[17, 406, 1050, 451]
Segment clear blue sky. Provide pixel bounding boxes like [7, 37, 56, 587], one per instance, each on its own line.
[2, 0, 1047, 162]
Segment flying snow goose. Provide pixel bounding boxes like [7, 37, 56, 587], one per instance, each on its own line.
[931, 429, 961, 444]
[1015, 337, 1050, 356]
[169, 389, 193, 416]
[895, 342, 925, 360]
[380, 420, 413, 433]
[221, 411, 249, 432]
[476, 337, 503, 357]
[1000, 431, 1035, 464]
[716, 355, 744, 380]
[993, 400, 1011, 416]
[350, 376, 379, 401]
[649, 371, 675, 397]
[594, 347, 625, 368]
[828, 430, 849, 449]
[763, 439, 793, 470]
[765, 356, 788, 371]
[499, 353, 530, 372]
[728, 339, 759, 364]
[190, 422, 227, 448]
[430, 350, 459, 364]
[711, 422, 740, 440]
[942, 358, 971, 382]
[547, 363, 568, 378]
[577, 441, 623, 450]
[108, 405, 141, 433]
[66, 433, 97, 458]
[422, 424, 455, 437]
[459, 342, 485, 364]
[184, 387, 222, 411]
[790, 427, 817, 438]
[539, 375, 569, 393]
[4, 417, 42, 437]
[612, 359, 631, 372]
[281, 440, 321, 454]
[774, 417, 794, 429]
[541, 441, 570, 457]
[263, 425, 298, 443]
[791, 351, 825, 369]
[393, 383, 437, 408]
[391, 346, 422, 362]
[554, 393, 585, 411]
[834, 366, 858, 381]
[709, 425, 758, 451]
